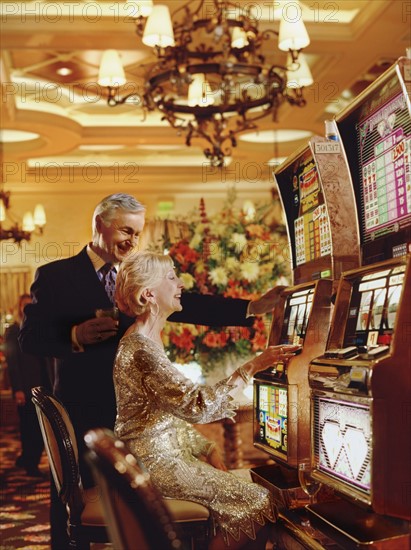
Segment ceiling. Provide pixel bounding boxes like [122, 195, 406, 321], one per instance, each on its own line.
[1, 0, 410, 212]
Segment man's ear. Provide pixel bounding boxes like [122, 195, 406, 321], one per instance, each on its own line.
[95, 215, 103, 232]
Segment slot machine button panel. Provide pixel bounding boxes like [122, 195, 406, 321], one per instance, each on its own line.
[325, 346, 358, 359]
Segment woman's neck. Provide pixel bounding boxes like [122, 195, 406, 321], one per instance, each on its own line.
[128, 315, 165, 346]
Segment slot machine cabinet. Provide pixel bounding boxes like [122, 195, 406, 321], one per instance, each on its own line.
[253, 278, 332, 467]
[274, 141, 361, 289]
[307, 55, 411, 547]
[251, 138, 360, 511]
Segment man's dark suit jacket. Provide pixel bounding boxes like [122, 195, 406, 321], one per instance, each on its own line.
[19, 247, 253, 444]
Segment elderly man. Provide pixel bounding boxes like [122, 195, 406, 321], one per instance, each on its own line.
[19, 192, 284, 548]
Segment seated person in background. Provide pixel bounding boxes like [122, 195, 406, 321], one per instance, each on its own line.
[4, 294, 51, 477]
[114, 251, 299, 550]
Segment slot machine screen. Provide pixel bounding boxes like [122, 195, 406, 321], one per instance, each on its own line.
[254, 381, 288, 460]
[313, 395, 372, 496]
[343, 264, 405, 348]
[275, 148, 332, 271]
[336, 66, 411, 264]
[279, 288, 314, 345]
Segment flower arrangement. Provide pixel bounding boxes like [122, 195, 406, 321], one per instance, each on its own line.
[161, 189, 290, 375]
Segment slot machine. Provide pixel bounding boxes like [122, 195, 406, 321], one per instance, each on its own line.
[307, 54, 411, 547]
[251, 134, 361, 511]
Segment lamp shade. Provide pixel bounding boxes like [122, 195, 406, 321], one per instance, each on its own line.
[286, 53, 313, 88]
[33, 204, 46, 227]
[126, 0, 153, 18]
[142, 4, 175, 48]
[98, 50, 126, 88]
[278, 17, 310, 51]
[22, 212, 35, 232]
[0, 199, 5, 222]
[188, 74, 214, 107]
[231, 27, 249, 49]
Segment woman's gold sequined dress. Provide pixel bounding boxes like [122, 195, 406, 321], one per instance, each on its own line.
[114, 333, 277, 544]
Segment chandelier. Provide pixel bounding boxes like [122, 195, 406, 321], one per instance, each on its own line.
[0, 191, 46, 243]
[98, 0, 312, 167]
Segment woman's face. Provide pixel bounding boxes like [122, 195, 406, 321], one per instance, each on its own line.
[151, 267, 184, 316]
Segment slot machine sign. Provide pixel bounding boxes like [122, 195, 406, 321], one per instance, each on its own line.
[292, 154, 332, 267]
[358, 93, 410, 238]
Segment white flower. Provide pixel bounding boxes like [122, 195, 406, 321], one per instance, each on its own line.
[210, 223, 226, 237]
[193, 223, 207, 235]
[189, 233, 202, 249]
[276, 275, 291, 286]
[209, 267, 228, 286]
[230, 232, 248, 251]
[240, 262, 260, 282]
[180, 272, 195, 290]
[225, 257, 238, 271]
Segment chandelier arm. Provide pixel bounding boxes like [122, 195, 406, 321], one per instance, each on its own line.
[106, 87, 143, 107]
[0, 227, 32, 243]
[0, 191, 11, 209]
[170, 0, 216, 24]
[102, 0, 311, 166]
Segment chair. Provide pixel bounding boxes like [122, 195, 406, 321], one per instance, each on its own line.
[84, 427, 211, 550]
[31, 386, 108, 550]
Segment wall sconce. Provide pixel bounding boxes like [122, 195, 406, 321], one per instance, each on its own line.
[0, 190, 46, 243]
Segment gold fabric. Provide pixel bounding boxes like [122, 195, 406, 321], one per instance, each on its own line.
[114, 333, 277, 545]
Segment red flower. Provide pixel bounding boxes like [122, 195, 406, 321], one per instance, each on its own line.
[203, 331, 229, 348]
[228, 327, 251, 342]
[170, 241, 200, 272]
[170, 328, 195, 352]
[252, 331, 268, 351]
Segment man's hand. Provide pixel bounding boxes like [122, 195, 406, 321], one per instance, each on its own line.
[248, 285, 287, 316]
[76, 317, 119, 346]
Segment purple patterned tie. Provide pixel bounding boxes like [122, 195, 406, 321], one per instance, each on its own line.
[99, 264, 117, 304]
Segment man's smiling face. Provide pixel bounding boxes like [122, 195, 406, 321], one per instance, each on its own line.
[95, 210, 146, 262]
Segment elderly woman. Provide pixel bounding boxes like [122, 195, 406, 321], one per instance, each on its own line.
[113, 251, 298, 549]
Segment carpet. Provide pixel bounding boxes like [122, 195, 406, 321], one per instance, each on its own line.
[0, 425, 50, 549]
[0, 425, 111, 550]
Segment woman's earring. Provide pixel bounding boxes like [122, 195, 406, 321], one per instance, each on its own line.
[151, 301, 159, 317]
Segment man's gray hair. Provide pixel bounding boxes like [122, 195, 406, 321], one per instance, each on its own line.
[92, 193, 145, 238]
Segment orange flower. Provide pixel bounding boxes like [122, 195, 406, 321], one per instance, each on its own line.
[252, 331, 268, 351]
[170, 328, 195, 352]
[169, 241, 200, 272]
[228, 326, 251, 342]
[203, 330, 229, 348]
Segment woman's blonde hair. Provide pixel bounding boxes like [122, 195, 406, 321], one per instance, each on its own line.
[115, 251, 174, 317]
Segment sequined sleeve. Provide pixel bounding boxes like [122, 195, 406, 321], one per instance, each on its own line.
[137, 336, 237, 423]
[176, 419, 216, 458]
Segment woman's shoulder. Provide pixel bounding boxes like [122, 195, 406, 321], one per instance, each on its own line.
[119, 332, 163, 354]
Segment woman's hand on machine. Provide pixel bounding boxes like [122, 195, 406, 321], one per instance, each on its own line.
[248, 344, 302, 376]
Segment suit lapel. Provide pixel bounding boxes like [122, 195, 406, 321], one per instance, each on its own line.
[68, 247, 133, 330]
[70, 247, 112, 307]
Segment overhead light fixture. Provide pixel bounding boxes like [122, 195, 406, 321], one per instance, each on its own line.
[56, 67, 73, 76]
[99, 0, 312, 167]
[0, 191, 46, 243]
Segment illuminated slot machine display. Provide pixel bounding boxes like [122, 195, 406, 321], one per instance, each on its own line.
[307, 54, 411, 547]
[251, 136, 360, 512]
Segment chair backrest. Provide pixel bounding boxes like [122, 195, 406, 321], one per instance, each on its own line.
[31, 386, 85, 521]
[84, 428, 182, 550]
